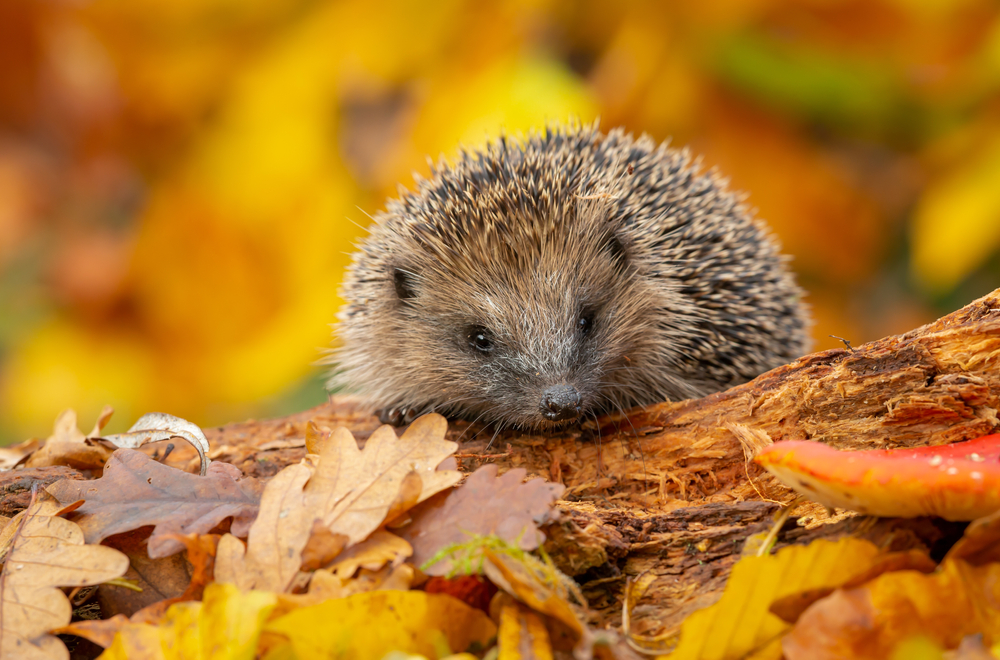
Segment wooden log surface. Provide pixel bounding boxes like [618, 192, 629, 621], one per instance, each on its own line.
[5, 288, 998, 636]
[168, 287, 998, 633]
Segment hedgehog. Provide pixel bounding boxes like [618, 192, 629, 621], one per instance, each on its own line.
[328, 121, 811, 430]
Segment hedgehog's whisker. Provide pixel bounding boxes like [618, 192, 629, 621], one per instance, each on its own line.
[485, 422, 504, 451]
[455, 406, 494, 442]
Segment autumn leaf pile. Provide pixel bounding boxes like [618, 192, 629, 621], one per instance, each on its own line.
[0, 412, 592, 659]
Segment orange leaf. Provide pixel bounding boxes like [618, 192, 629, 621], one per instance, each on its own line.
[783, 558, 1000, 659]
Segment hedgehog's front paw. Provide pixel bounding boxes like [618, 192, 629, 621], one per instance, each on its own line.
[377, 405, 422, 426]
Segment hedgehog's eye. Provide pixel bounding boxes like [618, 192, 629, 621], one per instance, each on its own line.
[468, 326, 495, 353]
[392, 267, 417, 301]
[577, 311, 595, 336]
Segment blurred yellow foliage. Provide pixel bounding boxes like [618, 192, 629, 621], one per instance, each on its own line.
[1, 0, 999, 442]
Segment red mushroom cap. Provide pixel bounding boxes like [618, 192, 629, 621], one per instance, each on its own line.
[754, 434, 1000, 521]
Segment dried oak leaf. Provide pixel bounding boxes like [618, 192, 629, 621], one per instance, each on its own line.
[91, 528, 193, 618]
[0, 491, 129, 660]
[216, 414, 459, 593]
[398, 463, 565, 575]
[327, 529, 412, 578]
[215, 463, 313, 593]
[54, 532, 220, 651]
[46, 449, 262, 559]
[307, 413, 461, 544]
[24, 407, 115, 471]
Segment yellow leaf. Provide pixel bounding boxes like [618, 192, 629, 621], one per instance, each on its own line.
[199, 583, 279, 659]
[0, 491, 129, 660]
[264, 590, 497, 660]
[498, 598, 553, 660]
[663, 538, 882, 660]
[98, 583, 277, 660]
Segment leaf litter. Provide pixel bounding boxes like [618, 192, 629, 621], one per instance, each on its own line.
[0, 489, 129, 659]
[46, 451, 262, 558]
[5, 408, 1000, 658]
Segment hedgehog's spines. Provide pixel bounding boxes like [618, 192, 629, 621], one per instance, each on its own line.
[330, 122, 811, 428]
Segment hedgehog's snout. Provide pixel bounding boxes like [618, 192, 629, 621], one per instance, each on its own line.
[540, 384, 582, 422]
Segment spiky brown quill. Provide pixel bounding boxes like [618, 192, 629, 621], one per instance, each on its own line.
[328, 122, 811, 429]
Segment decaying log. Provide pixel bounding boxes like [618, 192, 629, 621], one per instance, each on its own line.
[3, 289, 997, 637]
[167, 287, 999, 634]
[197, 288, 1000, 505]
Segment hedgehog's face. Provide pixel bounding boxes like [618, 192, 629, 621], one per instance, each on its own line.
[381, 226, 662, 430]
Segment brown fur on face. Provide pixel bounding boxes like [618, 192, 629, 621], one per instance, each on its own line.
[328, 122, 811, 429]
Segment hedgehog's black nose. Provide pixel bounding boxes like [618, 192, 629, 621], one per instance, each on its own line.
[540, 385, 582, 422]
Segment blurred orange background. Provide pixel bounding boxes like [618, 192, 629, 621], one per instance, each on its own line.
[2, 0, 999, 444]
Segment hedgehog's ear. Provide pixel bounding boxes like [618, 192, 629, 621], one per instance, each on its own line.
[391, 267, 418, 302]
[603, 232, 628, 274]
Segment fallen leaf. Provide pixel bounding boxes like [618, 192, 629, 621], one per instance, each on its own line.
[96, 412, 212, 476]
[215, 463, 313, 592]
[482, 548, 584, 642]
[783, 557, 1000, 659]
[328, 529, 412, 578]
[47, 449, 262, 558]
[264, 590, 497, 659]
[299, 520, 349, 572]
[755, 434, 1000, 520]
[53, 615, 129, 649]
[93, 528, 194, 618]
[129, 533, 221, 623]
[25, 408, 114, 471]
[399, 464, 565, 574]
[495, 594, 554, 660]
[307, 563, 415, 601]
[768, 549, 937, 624]
[664, 537, 883, 659]
[99, 582, 277, 660]
[0, 438, 42, 471]
[0, 490, 129, 659]
[307, 414, 461, 545]
[217, 415, 458, 593]
[304, 420, 327, 455]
